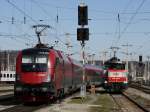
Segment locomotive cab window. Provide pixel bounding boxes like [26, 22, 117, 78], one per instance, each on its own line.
[114, 63, 125, 70]
[106, 63, 125, 70]
[22, 54, 48, 72]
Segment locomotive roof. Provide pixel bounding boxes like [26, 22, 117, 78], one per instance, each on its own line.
[22, 47, 52, 54]
[21, 45, 82, 66]
[104, 57, 122, 64]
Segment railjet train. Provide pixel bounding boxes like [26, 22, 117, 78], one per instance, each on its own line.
[103, 57, 128, 92]
[14, 44, 104, 102]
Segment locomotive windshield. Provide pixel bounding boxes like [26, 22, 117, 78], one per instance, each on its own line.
[105, 63, 125, 70]
[21, 54, 48, 72]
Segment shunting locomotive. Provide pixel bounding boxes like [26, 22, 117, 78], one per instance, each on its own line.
[103, 57, 128, 92]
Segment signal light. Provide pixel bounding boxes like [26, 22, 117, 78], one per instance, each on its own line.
[139, 55, 142, 62]
[78, 5, 88, 25]
[77, 28, 89, 41]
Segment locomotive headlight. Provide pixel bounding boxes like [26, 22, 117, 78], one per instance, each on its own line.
[16, 87, 22, 91]
[41, 87, 48, 92]
[16, 75, 20, 81]
[44, 74, 51, 82]
[103, 70, 107, 74]
[104, 81, 108, 83]
[123, 81, 127, 84]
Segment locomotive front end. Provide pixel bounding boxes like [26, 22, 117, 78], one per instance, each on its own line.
[14, 48, 55, 102]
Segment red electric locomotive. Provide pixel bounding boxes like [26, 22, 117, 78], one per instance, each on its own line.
[14, 44, 104, 102]
[103, 57, 128, 92]
[14, 24, 105, 102]
[14, 44, 83, 102]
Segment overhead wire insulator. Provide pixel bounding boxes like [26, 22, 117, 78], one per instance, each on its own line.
[11, 16, 14, 24]
[24, 16, 26, 24]
[56, 15, 59, 23]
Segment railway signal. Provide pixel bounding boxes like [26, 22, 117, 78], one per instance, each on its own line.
[77, 28, 89, 41]
[139, 55, 143, 67]
[77, 3, 89, 98]
[78, 5, 88, 25]
[139, 55, 142, 62]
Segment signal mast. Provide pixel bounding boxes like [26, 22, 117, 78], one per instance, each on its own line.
[77, 3, 89, 98]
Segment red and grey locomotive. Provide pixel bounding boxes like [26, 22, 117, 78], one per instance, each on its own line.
[103, 57, 128, 92]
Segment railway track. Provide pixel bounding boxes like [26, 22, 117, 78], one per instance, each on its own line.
[0, 94, 19, 112]
[0, 88, 148, 112]
[0, 95, 54, 112]
[0, 103, 50, 112]
[0, 91, 79, 112]
[0, 89, 13, 93]
[110, 93, 149, 112]
[0, 84, 14, 95]
[0, 90, 13, 101]
[0, 96, 73, 112]
[129, 84, 150, 94]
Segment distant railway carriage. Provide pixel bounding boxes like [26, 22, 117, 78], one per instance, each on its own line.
[103, 57, 128, 92]
[14, 44, 104, 102]
[85, 65, 105, 86]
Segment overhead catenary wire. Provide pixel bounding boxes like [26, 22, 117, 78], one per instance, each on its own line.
[5, 0, 67, 49]
[30, 0, 54, 21]
[27, 0, 69, 48]
[0, 33, 34, 44]
[111, 0, 133, 49]
[2, 0, 150, 57]
[139, 33, 150, 53]
[26, 1, 149, 57]
[5, 0, 39, 24]
[122, 0, 133, 14]
[33, 0, 150, 15]
[116, 0, 146, 44]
